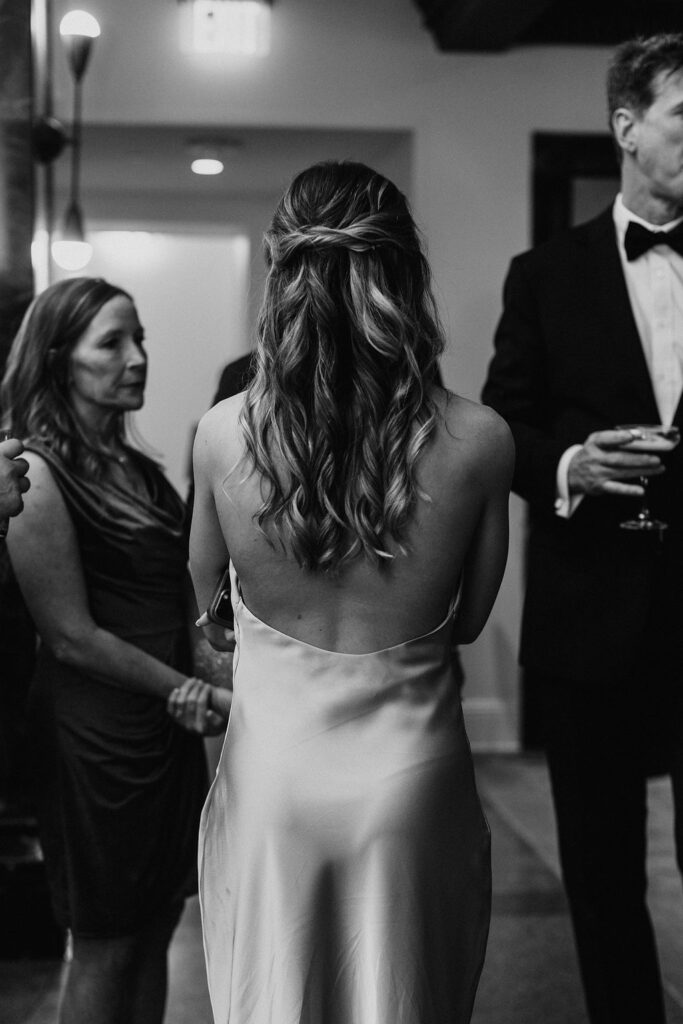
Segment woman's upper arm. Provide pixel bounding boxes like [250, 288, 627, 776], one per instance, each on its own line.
[452, 411, 515, 644]
[189, 409, 231, 613]
[7, 453, 95, 653]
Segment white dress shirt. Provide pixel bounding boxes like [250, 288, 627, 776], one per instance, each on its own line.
[555, 194, 683, 518]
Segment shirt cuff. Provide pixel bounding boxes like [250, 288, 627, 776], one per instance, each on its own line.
[554, 444, 584, 519]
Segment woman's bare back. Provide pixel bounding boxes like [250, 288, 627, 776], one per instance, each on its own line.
[198, 386, 513, 654]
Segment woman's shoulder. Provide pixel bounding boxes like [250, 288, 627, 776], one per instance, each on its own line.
[21, 443, 66, 486]
[199, 391, 246, 431]
[194, 391, 248, 468]
[435, 387, 511, 444]
[433, 387, 514, 483]
[13, 447, 70, 526]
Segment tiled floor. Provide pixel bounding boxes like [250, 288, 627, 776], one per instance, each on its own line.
[2, 754, 683, 1024]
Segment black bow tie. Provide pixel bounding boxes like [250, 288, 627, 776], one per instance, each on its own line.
[624, 220, 683, 261]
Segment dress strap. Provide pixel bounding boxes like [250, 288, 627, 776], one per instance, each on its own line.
[229, 561, 243, 611]
[448, 576, 463, 623]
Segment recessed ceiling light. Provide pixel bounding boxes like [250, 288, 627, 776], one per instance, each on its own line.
[191, 156, 224, 175]
[187, 137, 241, 174]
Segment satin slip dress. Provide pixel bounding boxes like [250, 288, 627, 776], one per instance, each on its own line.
[199, 564, 491, 1024]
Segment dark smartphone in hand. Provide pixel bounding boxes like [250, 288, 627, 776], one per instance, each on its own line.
[207, 566, 234, 629]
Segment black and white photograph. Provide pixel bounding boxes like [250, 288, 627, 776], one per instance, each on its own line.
[1, 2, 683, 1023]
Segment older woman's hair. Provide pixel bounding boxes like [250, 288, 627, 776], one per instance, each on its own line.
[2, 276, 131, 476]
[241, 160, 445, 572]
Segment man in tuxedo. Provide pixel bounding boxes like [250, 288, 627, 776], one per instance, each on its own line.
[483, 33, 683, 1024]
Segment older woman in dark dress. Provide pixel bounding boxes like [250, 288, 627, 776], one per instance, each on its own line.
[1, 277, 229, 1024]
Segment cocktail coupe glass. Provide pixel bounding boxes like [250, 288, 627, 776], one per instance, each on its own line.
[617, 424, 680, 532]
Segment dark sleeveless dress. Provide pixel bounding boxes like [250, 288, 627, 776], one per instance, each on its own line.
[26, 443, 208, 938]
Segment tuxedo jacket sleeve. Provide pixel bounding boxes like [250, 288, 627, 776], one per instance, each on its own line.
[482, 252, 570, 511]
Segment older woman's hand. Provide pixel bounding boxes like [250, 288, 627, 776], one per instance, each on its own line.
[167, 677, 229, 735]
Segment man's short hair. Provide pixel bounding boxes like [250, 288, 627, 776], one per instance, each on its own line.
[607, 33, 683, 127]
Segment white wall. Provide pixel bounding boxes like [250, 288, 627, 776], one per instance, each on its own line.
[49, 0, 616, 748]
[56, 229, 250, 493]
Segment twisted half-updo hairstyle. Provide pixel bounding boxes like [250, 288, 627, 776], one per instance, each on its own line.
[241, 161, 445, 572]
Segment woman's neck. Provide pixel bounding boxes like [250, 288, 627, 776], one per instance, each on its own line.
[71, 397, 121, 449]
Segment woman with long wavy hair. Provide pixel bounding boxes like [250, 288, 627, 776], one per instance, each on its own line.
[188, 161, 513, 1024]
[2, 277, 228, 1024]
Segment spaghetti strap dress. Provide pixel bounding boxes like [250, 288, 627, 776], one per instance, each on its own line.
[25, 443, 208, 937]
[199, 565, 490, 1024]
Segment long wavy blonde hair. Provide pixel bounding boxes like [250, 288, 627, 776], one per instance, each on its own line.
[241, 161, 445, 572]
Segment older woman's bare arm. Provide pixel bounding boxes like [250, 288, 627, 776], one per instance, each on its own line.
[9, 453, 203, 702]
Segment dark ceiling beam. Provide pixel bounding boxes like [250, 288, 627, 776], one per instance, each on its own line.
[413, 0, 683, 51]
[412, 0, 556, 52]
[524, 1, 683, 46]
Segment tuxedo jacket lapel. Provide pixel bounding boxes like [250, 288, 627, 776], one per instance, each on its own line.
[581, 209, 660, 423]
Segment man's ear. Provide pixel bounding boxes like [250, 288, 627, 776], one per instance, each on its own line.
[612, 107, 638, 157]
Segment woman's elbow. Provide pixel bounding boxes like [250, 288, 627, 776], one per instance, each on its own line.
[46, 625, 95, 668]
